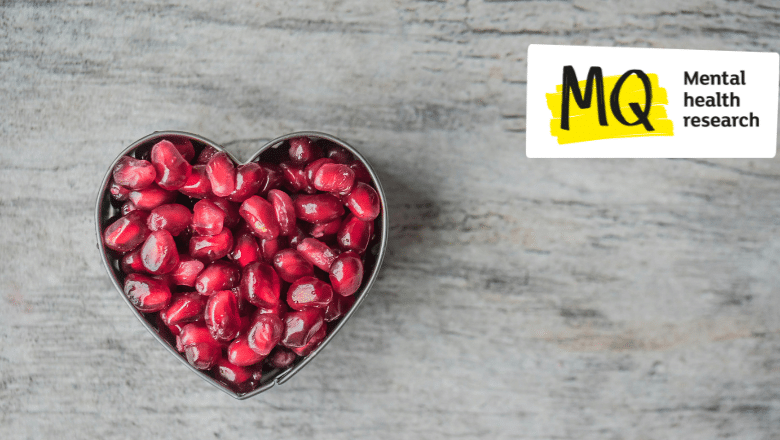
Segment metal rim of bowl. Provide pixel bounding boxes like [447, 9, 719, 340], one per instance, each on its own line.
[95, 130, 389, 400]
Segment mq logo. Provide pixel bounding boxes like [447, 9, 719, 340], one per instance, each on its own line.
[546, 66, 674, 144]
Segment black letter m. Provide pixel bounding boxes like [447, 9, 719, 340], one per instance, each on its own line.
[561, 66, 608, 130]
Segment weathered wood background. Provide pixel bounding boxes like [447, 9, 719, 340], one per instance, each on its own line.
[2, 1, 779, 438]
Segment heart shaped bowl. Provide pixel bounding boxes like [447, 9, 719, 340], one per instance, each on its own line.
[95, 130, 388, 399]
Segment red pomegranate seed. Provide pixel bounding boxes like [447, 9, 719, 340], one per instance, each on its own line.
[205, 290, 242, 342]
[239, 196, 280, 240]
[128, 184, 177, 211]
[110, 181, 131, 202]
[147, 204, 192, 236]
[178, 322, 218, 348]
[227, 336, 265, 367]
[248, 314, 283, 356]
[293, 194, 344, 224]
[304, 158, 335, 187]
[151, 139, 192, 190]
[230, 229, 261, 268]
[179, 165, 212, 199]
[290, 326, 326, 357]
[337, 213, 374, 254]
[103, 211, 150, 253]
[280, 162, 315, 193]
[324, 143, 352, 164]
[192, 199, 225, 236]
[240, 261, 281, 308]
[272, 249, 314, 283]
[113, 156, 157, 190]
[281, 308, 325, 348]
[286, 276, 333, 310]
[120, 248, 146, 273]
[267, 189, 296, 236]
[171, 255, 205, 287]
[196, 145, 220, 165]
[169, 136, 195, 162]
[313, 163, 355, 195]
[259, 236, 284, 264]
[324, 293, 356, 322]
[227, 163, 265, 202]
[206, 152, 236, 197]
[288, 136, 322, 165]
[140, 230, 180, 275]
[288, 225, 306, 248]
[208, 197, 241, 229]
[329, 251, 364, 296]
[296, 238, 338, 272]
[161, 292, 207, 327]
[267, 348, 297, 369]
[123, 273, 171, 313]
[309, 218, 342, 238]
[185, 343, 221, 370]
[348, 161, 373, 184]
[214, 357, 258, 391]
[345, 182, 380, 221]
[189, 228, 233, 261]
[195, 261, 240, 295]
[256, 163, 284, 196]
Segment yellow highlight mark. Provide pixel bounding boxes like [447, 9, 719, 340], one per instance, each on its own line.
[546, 73, 674, 145]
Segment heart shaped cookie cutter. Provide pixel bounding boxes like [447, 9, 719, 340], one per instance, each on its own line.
[95, 130, 388, 399]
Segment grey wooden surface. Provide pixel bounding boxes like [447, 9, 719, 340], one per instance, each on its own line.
[2, 1, 780, 439]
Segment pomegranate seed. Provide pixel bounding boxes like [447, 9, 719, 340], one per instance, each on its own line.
[280, 162, 314, 193]
[324, 144, 352, 164]
[288, 136, 322, 165]
[110, 181, 131, 202]
[178, 322, 219, 348]
[124, 273, 171, 313]
[329, 251, 363, 296]
[239, 196, 280, 240]
[205, 290, 242, 342]
[256, 163, 284, 196]
[169, 136, 195, 162]
[304, 158, 335, 187]
[140, 230, 180, 275]
[121, 201, 138, 216]
[290, 326, 326, 357]
[227, 163, 265, 203]
[196, 145, 220, 165]
[206, 152, 236, 197]
[230, 229, 261, 268]
[267, 189, 296, 236]
[286, 276, 333, 310]
[213, 358, 258, 391]
[171, 255, 205, 287]
[208, 197, 241, 229]
[345, 182, 380, 221]
[161, 292, 207, 327]
[120, 248, 146, 273]
[293, 194, 344, 224]
[248, 314, 283, 355]
[288, 225, 306, 248]
[227, 335, 265, 367]
[113, 156, 157, 190]
[337, 213, 374, 254]
[195, 261, 240, 295]
[189, 228, 233, 260]
[128, 185, 177, 211]
[281, 308, 325, 348]
[179, 165, 212, 199]
[151, 139, 192, 190]
[296, 238, 338, 272]
[267, 348, 297, 369]
[147, 204, 192, 236]
[313, 163, 355, 195]
[192, 199, 225, 236]
[308, 218, 342, 238]
[103, 211, 150, 253]
[240, 261, 281, 308]
[324, 293, 356, 322]
[348, 161, 373, 184]
[272, 249, 314, 283]
[259, 236, 284, 264]
[185, 343, 222, 370]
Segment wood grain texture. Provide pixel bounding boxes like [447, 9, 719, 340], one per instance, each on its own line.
[1, 1, 780, 439]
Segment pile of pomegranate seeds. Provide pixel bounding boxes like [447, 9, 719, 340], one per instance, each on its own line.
[102, 136, 380, 393]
